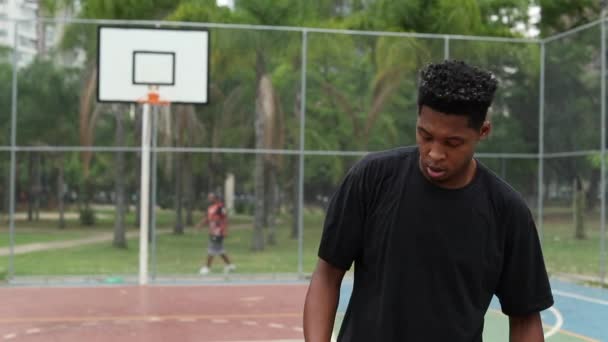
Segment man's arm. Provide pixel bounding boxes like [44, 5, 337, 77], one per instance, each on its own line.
[194, 217, 207, 230]
[509, 312, 544, 342]
[303, 258, 346, 342]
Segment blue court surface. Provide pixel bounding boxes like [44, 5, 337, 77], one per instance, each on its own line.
[335, 278, 608, 341]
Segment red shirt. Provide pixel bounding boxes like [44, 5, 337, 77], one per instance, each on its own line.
[207, 202, 228, 237]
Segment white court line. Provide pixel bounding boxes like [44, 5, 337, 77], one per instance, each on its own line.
[488, 307, 565, 340]
[544, 307, 564, 339]
[82, 321, 99, 326]
[553, 290, 608, 306]
[178, 318, 197, 323]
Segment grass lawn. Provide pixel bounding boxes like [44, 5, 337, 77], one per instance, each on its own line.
[0, 231, 91, 248]
[542, 219, 604, 277]
[0, 207, 325, 277]
[0, 206, 254, 248]
[0, 206, 605, 280]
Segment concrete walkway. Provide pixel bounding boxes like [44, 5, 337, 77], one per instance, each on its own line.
[0, 223, 249, 257]
[0, 231, 145, 256]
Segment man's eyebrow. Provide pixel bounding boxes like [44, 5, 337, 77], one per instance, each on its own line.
[417, 127, 431, 135]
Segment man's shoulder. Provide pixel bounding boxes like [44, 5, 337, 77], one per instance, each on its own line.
[477, 162, 530, 213]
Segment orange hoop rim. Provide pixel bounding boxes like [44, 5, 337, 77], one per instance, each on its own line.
[137, 91, 170, 105]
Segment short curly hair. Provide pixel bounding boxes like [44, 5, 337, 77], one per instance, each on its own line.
[417, 60, 498, 130]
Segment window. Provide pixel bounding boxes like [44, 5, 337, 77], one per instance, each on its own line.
[18, 36, 36, 49]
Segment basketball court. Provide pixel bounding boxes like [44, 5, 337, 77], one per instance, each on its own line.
[0, 277, 604, 341]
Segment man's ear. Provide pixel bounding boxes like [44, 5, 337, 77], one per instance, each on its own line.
[479, 121, 491, 140]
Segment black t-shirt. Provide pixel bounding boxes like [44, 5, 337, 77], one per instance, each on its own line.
[318, 146, 553, 342]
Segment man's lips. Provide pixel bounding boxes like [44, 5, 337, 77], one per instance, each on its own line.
[425, 164, 446, 179]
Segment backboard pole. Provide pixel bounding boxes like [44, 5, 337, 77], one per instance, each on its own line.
[139, 102, 152, 285]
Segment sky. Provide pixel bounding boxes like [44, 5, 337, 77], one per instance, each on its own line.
[523, 5, 541, 37]
[216, 0, 235, 10]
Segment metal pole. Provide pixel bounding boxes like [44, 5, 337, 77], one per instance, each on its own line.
[297, 30, 308, 275]
[150, 105, 159, 281]
[444, 36, 450, 60]
[7, 23, 19, 281]
[36, 17, 540, 44]
[600, 16, 607, 284]
[537, 42, 545, 242]
[139, 102, 151, 285]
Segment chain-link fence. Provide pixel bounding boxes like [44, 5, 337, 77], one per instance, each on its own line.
[0, 18, 606, 286]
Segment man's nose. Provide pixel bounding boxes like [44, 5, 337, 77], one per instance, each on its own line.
[428, 144, 446, 161]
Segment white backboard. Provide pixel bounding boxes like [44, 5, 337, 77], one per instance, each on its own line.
[97, 26, 209, 104]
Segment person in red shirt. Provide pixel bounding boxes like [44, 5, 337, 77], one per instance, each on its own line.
[197, 192, 236, 275]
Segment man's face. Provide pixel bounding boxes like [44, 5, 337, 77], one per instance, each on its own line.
[207, 194, 216, 203]
[416, 105, 490, 189]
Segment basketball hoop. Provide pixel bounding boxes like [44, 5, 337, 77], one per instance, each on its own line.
[137, 86, 170, 106]
[96, 26, 209, 285]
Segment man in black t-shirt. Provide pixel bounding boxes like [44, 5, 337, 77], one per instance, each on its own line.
[303, 60, 553, 341]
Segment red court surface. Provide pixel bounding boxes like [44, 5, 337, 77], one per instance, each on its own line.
[0, 284, 309, 342]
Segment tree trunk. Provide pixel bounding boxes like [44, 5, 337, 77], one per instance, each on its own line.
[57, 154, 65, 229]
[574, 177, 586, 240]
[184, 152, 194, 226]
[291, 157, 299, 239]
[252, 156, 265, 250]
[265, 165, 279, 246]
[182, 106, 195, 226]
[252, 51, 272, 251]
[79, 66, 97, 179]
[113, 111, 127, 248]
[34, 153, 41, 221]
[27, 152, 33, 221]
[3, 164, 10, 222]
[291, 91, 301, 239]
[173, 151, 184, 235]
[586, 168, 600, 212]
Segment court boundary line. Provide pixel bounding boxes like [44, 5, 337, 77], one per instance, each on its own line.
[545, 307, 564, 338]
[487, 308, 599, 342]
[553, 290, 608, 306]
[0, 312, 302, 324]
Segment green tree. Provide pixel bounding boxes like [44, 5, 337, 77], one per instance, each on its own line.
[539, 0, 600, 36]
[17, 59, 80, 228]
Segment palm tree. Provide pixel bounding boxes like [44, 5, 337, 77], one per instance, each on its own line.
[56, 0, 185, 241]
